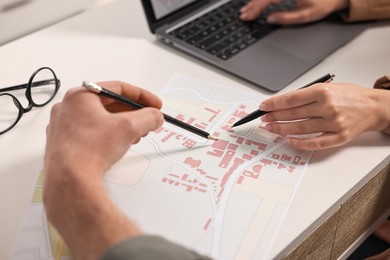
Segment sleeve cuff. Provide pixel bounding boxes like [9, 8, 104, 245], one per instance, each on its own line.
[373, 75, 390, 135]
[100, 235, 212, 260]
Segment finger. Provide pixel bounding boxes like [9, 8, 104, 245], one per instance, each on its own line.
[133, 137, 141, 145]
[262, 100, 325, 122]
[98, 81, 162, 109]
[260, 84, 327, 111]
[240, 0, 277, 21]
[266, 118, 336, 136]
[267, 8, 313, 25]
[287, 132, 349, 150]
[117, 107, 164, 143]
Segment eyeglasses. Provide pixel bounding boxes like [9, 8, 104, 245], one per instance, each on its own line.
[0, 67, 60, 135]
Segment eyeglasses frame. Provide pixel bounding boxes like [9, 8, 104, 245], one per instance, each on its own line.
[0, 67, 61, 134]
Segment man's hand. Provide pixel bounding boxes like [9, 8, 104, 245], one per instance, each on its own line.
[44, 81, 164, 259]
[240, 0, 349, 25]
[45, 80, 163, 176]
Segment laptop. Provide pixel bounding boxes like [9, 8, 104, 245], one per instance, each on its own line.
[141, 0, 369, 92]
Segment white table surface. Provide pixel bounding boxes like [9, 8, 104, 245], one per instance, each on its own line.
[0, 1, 389, 259]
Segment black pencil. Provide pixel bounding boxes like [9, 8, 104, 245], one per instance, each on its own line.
[232, 73, 335, 127]
[82, 81, 218, 140]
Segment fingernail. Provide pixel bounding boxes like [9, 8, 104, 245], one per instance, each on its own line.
[267, 16, 276, 23]
[259, 103, 268, 110]
[240, 13, 247, 20]
[265, 123, 273, 131]
[261, 114, 269, 122]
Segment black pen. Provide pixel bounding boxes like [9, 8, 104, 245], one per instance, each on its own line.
[82, 81, 218, 140]
[232, 73, 335, 127]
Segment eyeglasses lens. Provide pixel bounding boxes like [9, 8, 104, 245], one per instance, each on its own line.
[30, 68, 57, 106]
[0, 94, 21, 133]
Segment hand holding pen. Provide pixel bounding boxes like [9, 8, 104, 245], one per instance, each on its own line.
[233, 73, 384, 151]
[233, 73, 335, 127]
[83, 81, 217, 140]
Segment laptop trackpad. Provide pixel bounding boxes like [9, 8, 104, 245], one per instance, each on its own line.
[263, 21, 356, 62]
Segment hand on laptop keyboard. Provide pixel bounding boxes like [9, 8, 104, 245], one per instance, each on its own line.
[240, 0, 349, 25]
[169, 0, 295, 60]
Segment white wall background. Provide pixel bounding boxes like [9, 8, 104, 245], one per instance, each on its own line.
[0, 0, 116, 45]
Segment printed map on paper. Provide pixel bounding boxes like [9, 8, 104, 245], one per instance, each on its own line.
[13, 74, 313, 260]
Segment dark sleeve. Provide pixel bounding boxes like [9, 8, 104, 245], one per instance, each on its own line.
[100, 235, 213, 260]
[373, 75, 390, 135]
[342, 0, 390, 22]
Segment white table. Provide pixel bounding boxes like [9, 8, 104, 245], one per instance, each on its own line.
[0, 1, 389, 259]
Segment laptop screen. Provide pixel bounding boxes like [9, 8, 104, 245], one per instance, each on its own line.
[150, 0, 198, 20]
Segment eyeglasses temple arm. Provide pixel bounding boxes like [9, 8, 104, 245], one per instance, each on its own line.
[0, 79, 60, 93]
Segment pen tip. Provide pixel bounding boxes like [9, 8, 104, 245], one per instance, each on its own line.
[208, 135, 218, 141]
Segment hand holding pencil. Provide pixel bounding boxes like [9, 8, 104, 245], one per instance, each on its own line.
[83, 81, 217, 141]
[78, 76, 385, 152]
[235, 74, 384, 151]
[233, 74, 334, 127]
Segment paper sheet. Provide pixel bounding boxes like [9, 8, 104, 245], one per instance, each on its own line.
[12, 74, 312, 259]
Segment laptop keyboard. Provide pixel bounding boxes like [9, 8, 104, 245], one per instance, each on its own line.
[169, 0, 295, 60]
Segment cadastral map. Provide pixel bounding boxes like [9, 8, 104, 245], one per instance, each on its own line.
[13, 74, 312, 260]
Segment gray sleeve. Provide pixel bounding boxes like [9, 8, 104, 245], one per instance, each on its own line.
[100, 235, 213, 260]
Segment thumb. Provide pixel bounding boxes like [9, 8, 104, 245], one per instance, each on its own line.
[268, 9, 312, 25]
